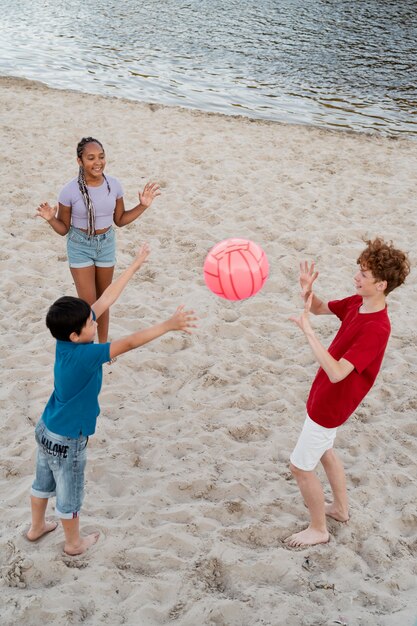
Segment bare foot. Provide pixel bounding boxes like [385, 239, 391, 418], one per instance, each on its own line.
[64, 532, 100, 556]
[325, 502, 349, 523]
[284, 526, 329, 548]
[26, 520, 58, 542]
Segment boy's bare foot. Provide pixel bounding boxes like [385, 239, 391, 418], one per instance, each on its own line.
[26, 520, 58, 542]
[64, 531, 100, 556]
[284, 526, 329, 548]
[325, 502, 349, 523]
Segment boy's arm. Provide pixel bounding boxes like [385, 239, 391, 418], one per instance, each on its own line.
[299, 261, 332, 315]
[92, 244, 150, 320]
[109, 306, 197, 359]
[290, 294, 354, 383]
[305, 292, 331, 315]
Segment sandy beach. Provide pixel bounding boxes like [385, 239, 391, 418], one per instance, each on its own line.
[1, 76, 416, 626]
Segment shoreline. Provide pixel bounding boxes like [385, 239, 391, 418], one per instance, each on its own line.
[1, 73, 415, 143]
[1, 74, 417, 626]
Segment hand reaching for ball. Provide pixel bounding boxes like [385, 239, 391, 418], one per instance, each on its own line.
[167, 305, 198, 334]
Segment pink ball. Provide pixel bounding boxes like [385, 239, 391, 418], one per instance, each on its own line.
[204, 238, 269, 300]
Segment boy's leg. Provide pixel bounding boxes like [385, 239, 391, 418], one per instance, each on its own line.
[54, 432, 100, 555]
[29, 425, 58, 541]
[27, 495, 58, 541]
[284, 464, 329, 547]
[61, 517, 99, 556]
[285, 415, 337, 547]
[320, 448, 349, 522]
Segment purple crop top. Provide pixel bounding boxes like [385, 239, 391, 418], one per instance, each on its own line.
[58, 175, 123, 230]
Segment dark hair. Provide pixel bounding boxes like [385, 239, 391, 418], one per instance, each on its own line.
[46, 296, 92, 341]
[76, 136, 105, 160]
[76, 137, 111, 237]
[357, 237, 411, 295]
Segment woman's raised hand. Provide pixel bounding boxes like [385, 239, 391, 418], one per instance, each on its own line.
[36, 202, 57, 222]
[139, 182, 161, 209]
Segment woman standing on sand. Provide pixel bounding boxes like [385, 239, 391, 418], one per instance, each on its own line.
[36, 137, 160, 343]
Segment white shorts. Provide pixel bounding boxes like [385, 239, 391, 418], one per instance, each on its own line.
[290, 414, 338, 471]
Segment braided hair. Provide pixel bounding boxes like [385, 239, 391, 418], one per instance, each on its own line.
[76, 137, 111, 237]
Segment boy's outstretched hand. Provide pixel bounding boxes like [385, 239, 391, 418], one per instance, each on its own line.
[290, 292, 313, 334]
[167, 305, 198, 334]
[133, 243, 150, 269]
[299, 261, 318, 300]
[139, 182, 161, 209]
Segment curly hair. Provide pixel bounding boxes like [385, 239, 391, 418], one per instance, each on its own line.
[357, 237, 410, 295]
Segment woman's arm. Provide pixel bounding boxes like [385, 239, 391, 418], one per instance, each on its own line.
[113, 182, 161, 227]
[36, 202, 71, 236]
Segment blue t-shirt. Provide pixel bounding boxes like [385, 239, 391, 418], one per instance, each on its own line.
[41, 340, 111, 438]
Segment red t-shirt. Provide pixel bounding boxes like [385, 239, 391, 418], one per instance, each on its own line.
[306, 295, 390, 428]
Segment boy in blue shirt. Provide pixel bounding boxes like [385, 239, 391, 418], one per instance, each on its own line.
[27, 244, 197, 555]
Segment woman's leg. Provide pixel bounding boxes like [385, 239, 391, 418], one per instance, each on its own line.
[70, 265, 101, 338]
[70, 266, 97, 304]
[70, 265, 114, 342]
[94, 266, 114, 343]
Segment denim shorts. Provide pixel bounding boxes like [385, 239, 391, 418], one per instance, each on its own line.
[31, 420, 89, 519]
[67, 226, 116, 268]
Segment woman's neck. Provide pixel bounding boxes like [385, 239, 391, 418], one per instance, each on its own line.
[84, 174, 104, 187]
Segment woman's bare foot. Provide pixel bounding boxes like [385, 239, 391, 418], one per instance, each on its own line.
[325, 502, 349, 523]
[26, 520, 58, 542]
[64, 531, 100, 556]
[284, 526, 330, 548]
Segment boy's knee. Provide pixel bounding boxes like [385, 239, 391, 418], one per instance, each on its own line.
[289, 462, 304, 477]
[321, 448, 336, 464]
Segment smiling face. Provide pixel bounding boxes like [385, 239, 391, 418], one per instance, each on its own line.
[354, 266, 386, 298]
[77, 141, 106, 184]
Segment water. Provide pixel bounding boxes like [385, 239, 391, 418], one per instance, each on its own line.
[1, 0, 416, 137]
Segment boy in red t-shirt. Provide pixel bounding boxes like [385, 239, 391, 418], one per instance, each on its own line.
[285, 238, 410, 547]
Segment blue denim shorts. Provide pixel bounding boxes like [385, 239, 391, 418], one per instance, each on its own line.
[67, 226, 116, 268]
[31, 420, 89, 519]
